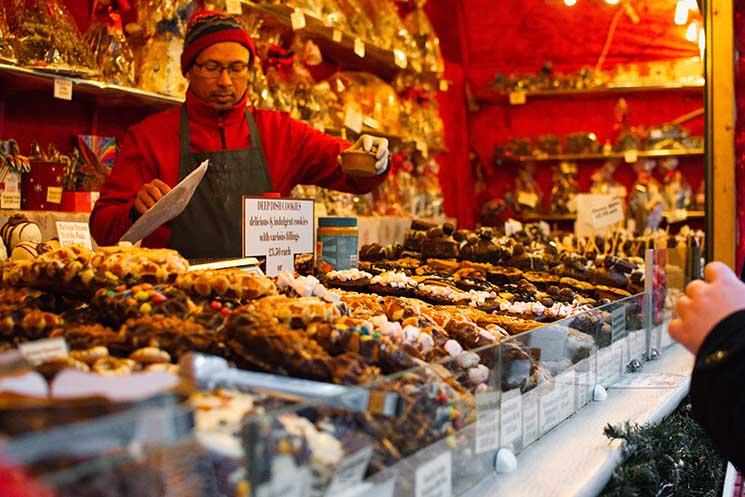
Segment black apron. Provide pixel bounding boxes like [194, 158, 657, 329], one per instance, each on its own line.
[169, 106, 273, 259]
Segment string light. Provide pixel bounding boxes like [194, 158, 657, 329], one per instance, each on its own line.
[685, 21, 698, 42]
[674, 1, 689, 25]
[698, 27, 705, 60]
[605, 0, 620, 5]
[564, 0, 577, 6]
[684, 0, 698, 12]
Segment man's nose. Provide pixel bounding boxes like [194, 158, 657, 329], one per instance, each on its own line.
[217, 69, 233, 86]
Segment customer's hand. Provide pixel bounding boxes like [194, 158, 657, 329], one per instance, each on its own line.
[134, 179, 171, 214]
[669, 262, 745, 355]
[346, 135, 390, 175]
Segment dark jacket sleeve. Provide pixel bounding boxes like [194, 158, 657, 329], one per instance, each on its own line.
[690, 309, 745, 472]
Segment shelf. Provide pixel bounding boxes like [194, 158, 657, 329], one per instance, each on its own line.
[0, 62, 182, 108]
[517, 213, 577, 222]
[476, 81, 705, 105]
[238, 0, 439, 82]
[664, 210, 705, 223]
[503, 148, 704, 163]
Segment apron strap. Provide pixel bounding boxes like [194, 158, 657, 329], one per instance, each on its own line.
[245, 108, 264, 153]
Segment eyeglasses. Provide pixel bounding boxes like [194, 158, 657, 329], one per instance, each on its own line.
[193, 61, 250, 78]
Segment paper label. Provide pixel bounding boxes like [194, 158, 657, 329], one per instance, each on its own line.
[4, 172, 19, 193]
[576, 194, 623, 237]
[500, 389, 523, 447]
[597, 346, 619, 387]
[332, 29, 343, 42]
[505, 219, 523, 236]
[393, 49, 408, 69]
[439, 80, 449, 92]
[344, 107, 363, 134]
[556, 370, 576, 420]
[326, 446, 373, 496]
[574, 358, 593, 409]
[611, 306, 626, 341]
[591, 198, 624, 229]
[225, 0, 242, 14]
[19, 338, 68, 366]
[415, 451, 452, 497]
[53, 79, 73, 100]
[56, 221, 93, 250]
[242, 198, 314, 277]
[521, 389, 539, 447]
[46, 186, 62, 204]
[290, 9, 306, 30]
[475, 391, 500, 454]
[624, 149, 639, 163]
[1, 191, 21, 209]
[354, 38, 365, 58]
[517, 191, 539, 208]
[509, 91, 527, 105]
[538, 385, 562, 434]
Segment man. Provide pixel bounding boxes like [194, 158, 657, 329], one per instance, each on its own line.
[90, 10, 389, 259]
[669, 261, 745, 471]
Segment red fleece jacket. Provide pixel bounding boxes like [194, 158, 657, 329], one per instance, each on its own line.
[90, 90, 386, 248]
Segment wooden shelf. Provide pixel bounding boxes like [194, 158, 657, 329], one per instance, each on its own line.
[504, 148, 704, 163]
[476, 81, 705, 105]
[663, 210, 705, 223]
[517, 213, 577, 222]
[238, 1, 439, 82]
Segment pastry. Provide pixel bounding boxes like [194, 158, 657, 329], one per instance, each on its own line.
[369, 271, 418, 297]
[323, 269, 372, 291]
[121, 315, 221, 360]
[50, 323, 127, 355]
[90, 283, 195, 328]
[92, 246, 189, 285]
[130, 347, 172, 364]
[253, 295, 343, 328]
[92, 356, 137, 375]
[36, 356, 90, 379]
[69, 346, 109, 366]
[175, 268, 274, 301]
[421, 227, 459, 260]
[1, 214, 41, 252]
[11, 241, 39, 261]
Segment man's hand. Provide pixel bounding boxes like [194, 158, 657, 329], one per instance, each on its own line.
[346, 135, 390, 175]
[134, 179, 171, 214]
[669, 262, 745, 355]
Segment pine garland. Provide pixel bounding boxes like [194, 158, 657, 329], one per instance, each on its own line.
[600, 399, 725, 497]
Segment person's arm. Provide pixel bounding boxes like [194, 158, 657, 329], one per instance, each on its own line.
[284, 116, 390, 194]
[689, 310, 745, 472]
[90, 130, 157, 246]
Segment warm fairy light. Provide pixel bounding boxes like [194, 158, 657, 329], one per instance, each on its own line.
[698, 27, 705, 60]
[564, 0, 577, 6]
[674, 1, 689, 25]
[605, 0, 620, 5]
[684, 0, 698, 12]
[685, 21, 698, 42]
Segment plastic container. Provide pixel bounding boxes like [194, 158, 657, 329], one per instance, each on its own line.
[317, 217, 358, 271]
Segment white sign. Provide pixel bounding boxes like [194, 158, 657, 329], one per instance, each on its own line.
[504, 219, 523, 237]
[611, 306, 626, 341]
[19, 338, 68, 366]
[326, 446, 373, 496]
[4, 172, 19, 193]
[415, 451, 452, 497]
[556, 370, 576, 421]
[243, 197, 314, 276]
[475, 406, 500, 454]
[521, 389, 539, 447]
[500, 389, 523, 447]
[53, 79, 73, 100]
[575, 194, 624, 237]
[290, 9, 306, 30]
[596, 346, 620, 388]
[538, 385, 563, 434]
[344, 107, 363, 134]
[56, 221, 93, 250]
[354, 38, 366, 58]
[46, 186, 62, 204]
[574, 358, 593, 409]
[120, 160, 209, 244]
[1, 191, 20, 209]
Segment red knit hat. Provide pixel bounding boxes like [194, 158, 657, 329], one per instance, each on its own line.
[180, 10, 256, 75]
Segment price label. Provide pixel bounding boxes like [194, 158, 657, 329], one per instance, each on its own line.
[590, 197, 624, 229]
[344, 107, 363, 134]
[56, 221, 93, 250]
[225, 0, 242, 14]
[354, 38, 365, 58]
[325, 446, 373, 496]
[521, 389, 539, 447]
[4, 172, 19, 193]
[290, 9, 306, 30]
[53, 79, 73, 100]
[509, 91, 527, 105]
[538, 385, 562, 434]
[439, 80, 449, 92]
[611, 306, 626, 341]
[504, 219, 523, 237]
[19, 338, 68, 365]
[556, 370, 576, 420]
[475, 391, 500, 454]
[624, 149, 639, 163]
[47, 186, 63, 204]
[332, 29, 343, 43]
[574, 358, 593, 409]
[613, 339, 627, 375]
[500, 389, 523, 447]
[415, 451, 452, 497]
[1, 191, 21, 209]
[393, 49, 408, 69]
[596, 346, 618, 387]
[517, 191, 539, 208]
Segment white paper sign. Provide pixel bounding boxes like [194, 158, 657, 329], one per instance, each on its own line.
[19, 338, 68, 366]
[613, 339, 627, 374]
[521, 389, 539, 447]
[596, 346, 619, 388]
[415, 451, 452, 497]
[344, 107, 363, 134]
[575, 194, 623, 237]
[574, 358, 593, 409]
[4, 172, 19, 193]
[56, 221, 93, 250]
[557, 370, 576, 420]
[500, 389, 523, 447]
[475, 391, 500, 454]
[354, 38, 365, 58]
[1, 191, 20, 209]
[242, 198, 314, 276]
[611, 306, 626, 341]
[290, 9, 306, 30]
[46, 186, 62, 204]
[505, 219, 523, 236]
[538, 385, 563, 434]
[120, 160, 209, 244]
[326, 446, 373, 496]
[54, 79, 73, 100]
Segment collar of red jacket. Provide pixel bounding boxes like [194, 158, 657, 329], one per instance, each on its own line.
[185, 89, 249, 127]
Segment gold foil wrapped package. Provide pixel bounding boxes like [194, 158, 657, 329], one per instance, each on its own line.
[330, 72, 402, 134]
[84, 2, 136, 86]
[0, 6, 16, 62]
[6, 0, 97, 75]
[331, 0, 377, 45]
[404, 3, 444, 74]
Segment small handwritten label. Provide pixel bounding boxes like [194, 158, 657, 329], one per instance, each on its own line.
[225, 0, 242, 14]
[500, 389, 523, 447]
[4, 172, 19, 193]
[19, 338, 68, 365]
[475, 391, 500, 454]
[591, 198, 624, 229]
[517, 191, 539, 208]
[624, 149, 639, 163]
[556, 370, 576, 420]
[53, 79, 73, 100]
[325, 446, 373, 496]
[56, 221, 93, 250]
[509, 91, 527, 105]
[539, 385, 563, 434]
[611, 306, 626, 341]
[393, 49, 408, 69]
[47, 186, 62, 204]
[415, 451, 452, 497]
[290, 9, 306, 30]
[1, 191, 21, 209]
[332, 29, 343, 43]
[521, 389, 539, 447]
[354, 38, 365, 58]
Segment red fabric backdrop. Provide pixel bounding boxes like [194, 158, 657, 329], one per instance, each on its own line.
[736, 3, 745, 274]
